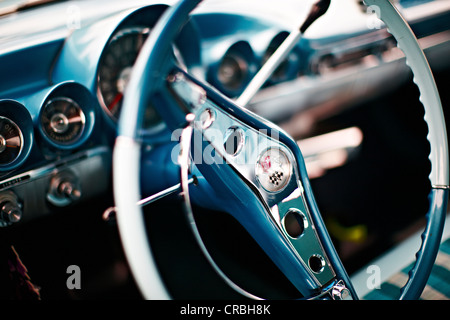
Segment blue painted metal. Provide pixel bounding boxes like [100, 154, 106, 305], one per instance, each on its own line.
[191, 137, 322, 297]
[182, 72, 357, 298]
[400, 188, 449, 300]
[140, 142, 181, 197]
[52, 5, 170, 92]
[0, 40, 64, 99]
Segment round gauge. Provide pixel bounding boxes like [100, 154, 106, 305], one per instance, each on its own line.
[218, 53, 248, 91]
[0, 117, 23, 166]
[97, 27, 150, 120]
[40, 97, 86, 146]
[255, 148, 293, 193]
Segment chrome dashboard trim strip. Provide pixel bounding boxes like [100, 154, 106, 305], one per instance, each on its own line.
[0, 146, 109, 191]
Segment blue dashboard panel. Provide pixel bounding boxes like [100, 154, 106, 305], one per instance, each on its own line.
[0, 0, 447, 225]
[51, 5, 170, 92]
[0, 39, 64, 99]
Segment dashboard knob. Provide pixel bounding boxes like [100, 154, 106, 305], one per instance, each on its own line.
[47, 171, 82, 207]
[0, 191, 22, 226]
[58, 181, 81, 201]
[1, 201, 22, 223]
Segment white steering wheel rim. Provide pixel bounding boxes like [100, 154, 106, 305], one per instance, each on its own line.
[364, 0, 448, 187]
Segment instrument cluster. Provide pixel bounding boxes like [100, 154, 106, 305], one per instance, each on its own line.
[0, 3, 199, 226]
[204, 27, 305, 100]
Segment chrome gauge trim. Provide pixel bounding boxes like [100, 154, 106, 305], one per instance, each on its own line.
[0, 100, 34, 172]
[0, 146, 109, 192]
[255, 147, 293, 193]
[97, 25, 188, 136]
[0, 146, 111, 225]
[0, 116, 24, 167]
[40, 97, 86, 146]
[97, 26, 151, 121]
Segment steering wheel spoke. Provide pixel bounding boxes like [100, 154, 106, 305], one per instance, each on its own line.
[166, 70, 355, 298]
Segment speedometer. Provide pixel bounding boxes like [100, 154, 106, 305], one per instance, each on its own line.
[97, 27, 150, 120]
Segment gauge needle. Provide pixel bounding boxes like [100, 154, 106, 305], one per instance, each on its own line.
[5, 137, 20, 148]
[67, 115, 84, 124]
[108, 92, 123, 112]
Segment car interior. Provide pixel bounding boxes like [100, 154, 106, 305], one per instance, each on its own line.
[0, 0, 449, 301]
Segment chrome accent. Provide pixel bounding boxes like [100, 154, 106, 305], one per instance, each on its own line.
[138, 178, 194, 207]
[270, 204, 282, 226]
[193, 99, 335, 287]
[47, 170, 81, 207]
[40, 97, 86, 146]
[0, 116, 24, 166]
[97, 26, 151, 120]
[306, 279, 337, 300]
[0, 146, 110, 223]
[223, 126, 245, 157]
[432, 185, 450, 190]
[199, 108, 215, 129]
[0, 135, 6, 154]
[275, 184, 335, 284]
[102, 178, 195, 221]
[0, 191, 22, 227]
[255, 147, 292, 193]
[282, 208, 308, 239]
[282, 188, 304, 203]
[331, 280, 352, 300]
[1, 201, 22, 224]
[309, 254, 326, 274]
[168, 72, 207, 111]
[195, 100, 295, 205]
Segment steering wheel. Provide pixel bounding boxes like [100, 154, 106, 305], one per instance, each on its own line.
[113, 0, 449, 300]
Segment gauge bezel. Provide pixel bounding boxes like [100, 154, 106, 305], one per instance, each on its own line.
[40, 97, 87, 147]
[208, 41, 257, 98]
[0, 100, 34, 172]
[0, 116, 24, 167]
[91, 4, 202, 144]
[96, 26, 151, 121]
[38, 82, 96, 151]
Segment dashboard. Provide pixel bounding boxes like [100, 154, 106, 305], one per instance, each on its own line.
[0, 0, 448, 247]
[0, 0, 448, 300]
